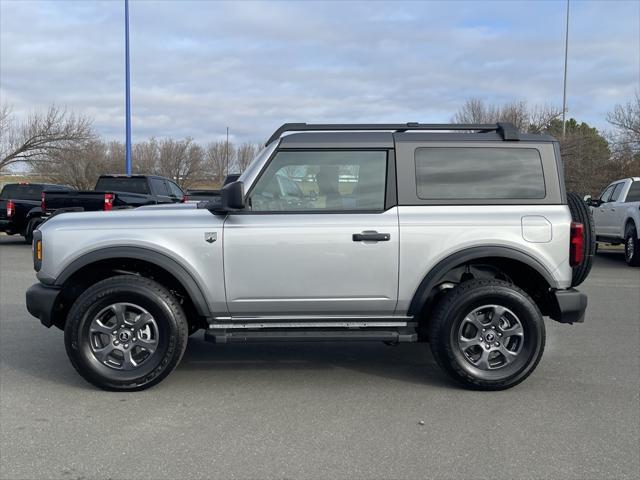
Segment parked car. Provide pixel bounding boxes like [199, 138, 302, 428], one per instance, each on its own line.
[585, 177, 640, 266]
[0, 182, 74, 243]
[41, 175, 186, 216]
[26, 122, 593, 391]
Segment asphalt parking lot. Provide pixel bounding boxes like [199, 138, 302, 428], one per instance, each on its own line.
[1, 234, 639, 480]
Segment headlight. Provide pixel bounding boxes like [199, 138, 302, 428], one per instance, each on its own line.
[33, 230, 42, 271]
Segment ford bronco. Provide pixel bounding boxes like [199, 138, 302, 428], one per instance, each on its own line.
[26, 122, 593, 391]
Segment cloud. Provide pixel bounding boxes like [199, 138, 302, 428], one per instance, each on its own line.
[1, 0, 638, 144]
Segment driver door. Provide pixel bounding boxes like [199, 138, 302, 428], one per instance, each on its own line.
[222, 149, 399, 318]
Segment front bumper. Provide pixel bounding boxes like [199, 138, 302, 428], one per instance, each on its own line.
[26, 283, 62, 328]
[549, 288, 588, 324]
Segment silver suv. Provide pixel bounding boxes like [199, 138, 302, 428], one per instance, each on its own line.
[26, 123, 592, 391]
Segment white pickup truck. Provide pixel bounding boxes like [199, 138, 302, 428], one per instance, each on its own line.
[587, 177, 640, 266]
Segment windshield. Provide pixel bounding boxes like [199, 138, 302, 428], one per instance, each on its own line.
[95, 177, 150, 194]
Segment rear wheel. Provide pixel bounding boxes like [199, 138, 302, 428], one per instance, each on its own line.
[64, 275, 189, 391]
[624, 224, 640, 267]
[567, 192, 595, 286]
[429, 279, 545, 390]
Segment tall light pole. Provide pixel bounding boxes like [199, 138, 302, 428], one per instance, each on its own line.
[124, 0, 132, 174]
[561, 0, 570, 138]
[225, 126, 229, 174]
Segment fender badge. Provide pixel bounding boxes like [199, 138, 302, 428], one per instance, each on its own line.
[205, 232, 217, 243]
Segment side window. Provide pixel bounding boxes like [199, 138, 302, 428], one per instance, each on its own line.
[626, 182, 640, 202]
[599, 185, 615, 203]
[150, 178, 169, 196]
[249, 150, 387, 212]
[167, 181, 184, 198]
[609, 183, 624, 202]
[414, 147, 545, 199]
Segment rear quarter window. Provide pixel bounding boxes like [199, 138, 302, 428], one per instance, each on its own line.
[414, 147, 546, 200]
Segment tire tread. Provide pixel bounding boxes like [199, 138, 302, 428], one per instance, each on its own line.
[64, 275, 189, 391]
[428, 278, 545, 391]
[567, 192, 595, 286]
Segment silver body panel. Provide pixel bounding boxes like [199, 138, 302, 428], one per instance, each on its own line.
[36, 131, 574, 322]
[395, 205, 572, 314]
[223, 209, 400, 316]
[37, 208, 228, 315]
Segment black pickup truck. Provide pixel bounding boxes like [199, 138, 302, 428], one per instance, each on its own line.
[41, 175, 186, 216]
[185, 174, 241, 201]
[0, 183, 74, 243]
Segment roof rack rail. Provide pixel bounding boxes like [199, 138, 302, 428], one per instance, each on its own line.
[266, 122, 520, 146]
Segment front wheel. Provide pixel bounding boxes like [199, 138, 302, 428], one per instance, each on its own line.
[624, 224, 640, 267]
[64, 275, 189, 391]
[428, 279, 545, 390]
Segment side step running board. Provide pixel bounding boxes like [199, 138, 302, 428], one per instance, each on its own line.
[204, 329, 418, 344]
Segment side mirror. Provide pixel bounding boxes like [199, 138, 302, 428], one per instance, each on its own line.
[210, 181, 245, 214]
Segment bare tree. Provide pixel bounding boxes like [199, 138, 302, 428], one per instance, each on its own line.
[204, 140, 235, 185]
[606, 93, 640, 180]
[0, 104, 94, 172]
[35, 140, 122, 190]
[132, 138, 159, 175]
[453, 98, 561, 133]
[236, 142, 258, 172]
[155, 138, 203, 189]
[607, 93, 640, 150]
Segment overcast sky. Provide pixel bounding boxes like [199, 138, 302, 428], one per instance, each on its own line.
[1, 0, 638, 144]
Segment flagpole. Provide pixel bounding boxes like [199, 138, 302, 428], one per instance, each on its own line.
[561, 0, 570, 138]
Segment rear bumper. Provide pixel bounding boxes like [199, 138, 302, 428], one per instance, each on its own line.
[26, 283, 62, 328]
[549, 288, 588, 324]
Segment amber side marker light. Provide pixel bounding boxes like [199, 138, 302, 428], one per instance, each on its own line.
[35, 240, 42, 261]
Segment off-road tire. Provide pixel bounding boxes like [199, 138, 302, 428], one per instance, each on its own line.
[429, 279, 545, 390]
[64, 275, 189, 391]
[624, 224, 640, 267]
[567, 191, 595, 286]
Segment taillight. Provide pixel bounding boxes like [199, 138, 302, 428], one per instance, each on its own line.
[7, 200, 15, 218]
[104, 193, 114, 211]
[41, 192, 46, 212]
[570, 222, 584, 266]
[182, 194, 188, 203]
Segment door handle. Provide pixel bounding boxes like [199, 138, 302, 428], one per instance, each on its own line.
[352, 231, 391, 242]
[611, 208, 616, 212]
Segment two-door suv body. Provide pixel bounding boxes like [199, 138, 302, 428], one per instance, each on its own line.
[26, 123, 590, 391]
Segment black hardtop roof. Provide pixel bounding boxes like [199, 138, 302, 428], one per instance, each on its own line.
[271, 122, 558, 147]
